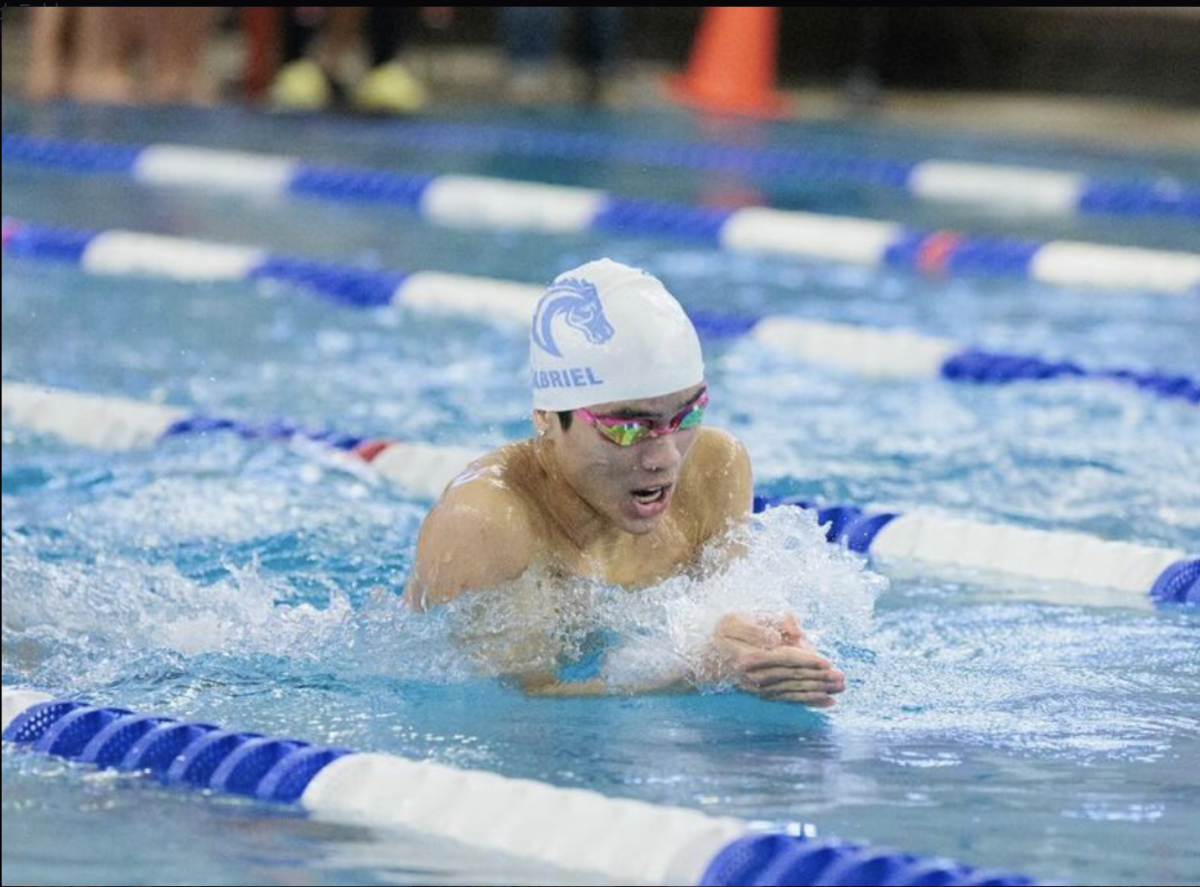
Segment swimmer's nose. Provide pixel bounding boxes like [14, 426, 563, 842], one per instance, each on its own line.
[638, 430, 681, 474]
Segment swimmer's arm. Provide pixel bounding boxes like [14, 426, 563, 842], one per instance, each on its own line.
[407, 483, 583, 682]
[403, 482, 535, 611]
[519, 615, 845, 704]
[518, 676, 608, 697]
[516, 673, 694, 697]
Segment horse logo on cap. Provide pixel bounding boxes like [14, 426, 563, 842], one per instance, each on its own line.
[531, 277, 615, 357]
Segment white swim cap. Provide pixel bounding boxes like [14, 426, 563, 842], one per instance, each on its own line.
[530, 259, 704, 411]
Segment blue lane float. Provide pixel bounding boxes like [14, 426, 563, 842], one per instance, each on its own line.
[4, 219, 1196, 405]
[4, 133, 1198, 294]
[1, 689, 1038, 886]
[3, 380, 1195, 606]
[1148, 558, 1200, 606]
[700, 832, 1035, 887]
[360, 119, 1200, 223]
[2, 695, 348, 803]
[938, 348, 1199, 403]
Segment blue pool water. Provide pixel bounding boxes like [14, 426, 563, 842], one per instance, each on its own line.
[3, 99, 1199, 886]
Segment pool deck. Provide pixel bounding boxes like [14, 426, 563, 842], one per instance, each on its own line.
[2, 22, 1198, 155]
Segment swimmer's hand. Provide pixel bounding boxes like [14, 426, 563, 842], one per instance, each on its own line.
[704, 613, 846, 707]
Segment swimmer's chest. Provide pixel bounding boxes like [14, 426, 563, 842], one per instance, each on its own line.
[552, 517, 697, 587]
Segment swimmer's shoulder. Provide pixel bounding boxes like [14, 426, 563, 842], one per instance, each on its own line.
[677, 427, 753, 537]
[407, 443, 540, 609]
[682, 427, 752, 491]
[430, 441, 539, 541]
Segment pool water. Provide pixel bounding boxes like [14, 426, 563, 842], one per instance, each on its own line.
[3, 99, 1199, 886]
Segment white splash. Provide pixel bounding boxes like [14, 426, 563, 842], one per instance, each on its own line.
[598, 506, 887, 690]
[432, 506, 886, 692]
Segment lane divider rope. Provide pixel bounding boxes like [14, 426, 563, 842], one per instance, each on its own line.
[5, 133, 1198, 294]
[1, 688, 1039, 886]
[4, 380, 1194, 605]
[363, 119, 1200, 222]
[4, 219, 1195, 404]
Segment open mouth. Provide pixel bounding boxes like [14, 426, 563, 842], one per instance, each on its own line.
[630, 483, 671, 505]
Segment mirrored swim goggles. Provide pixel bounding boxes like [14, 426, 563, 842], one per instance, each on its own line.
[575, 386, 709, 447]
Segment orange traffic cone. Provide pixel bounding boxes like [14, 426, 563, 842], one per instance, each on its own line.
[667, 7, 788, 117]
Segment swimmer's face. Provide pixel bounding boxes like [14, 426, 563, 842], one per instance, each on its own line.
[542, 383, 706, 534]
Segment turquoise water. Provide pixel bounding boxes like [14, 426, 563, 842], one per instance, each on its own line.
[3, 99, 1200, 886]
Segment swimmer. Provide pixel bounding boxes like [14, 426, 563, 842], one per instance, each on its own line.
[405, 259, 845, 706]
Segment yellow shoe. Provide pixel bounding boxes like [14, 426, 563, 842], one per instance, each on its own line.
[353, 61, 428, 114]
[269, 59, 331, 111]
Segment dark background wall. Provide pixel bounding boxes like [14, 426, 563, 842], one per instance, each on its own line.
[432, 7, 1200, 106]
